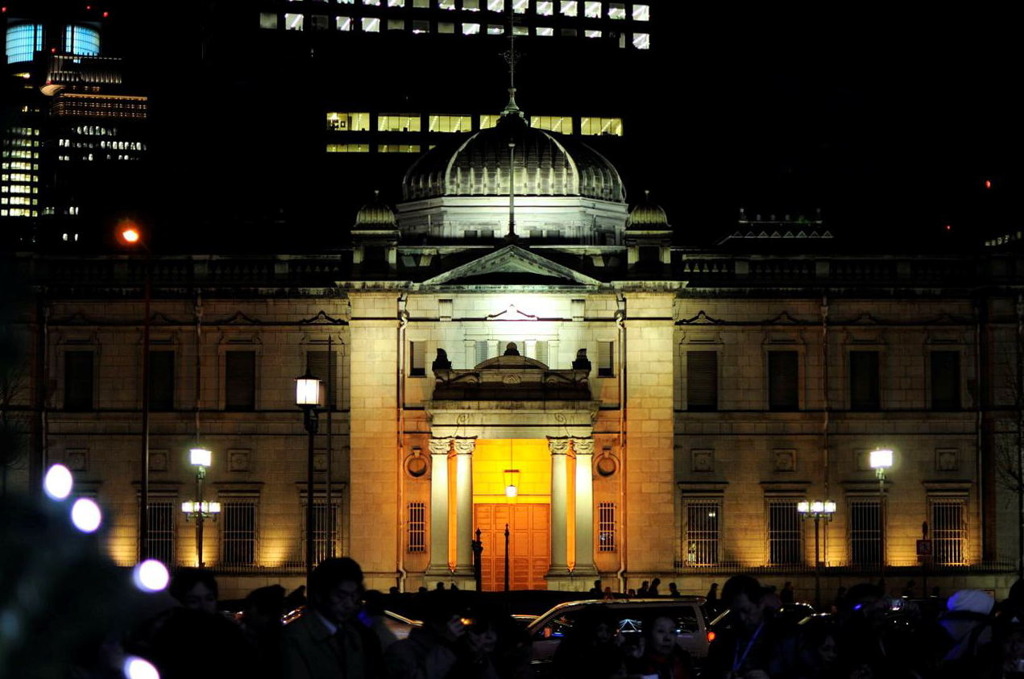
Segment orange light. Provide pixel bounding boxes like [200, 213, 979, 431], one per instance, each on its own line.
[121, 228, 140, 243]
[707, 631, 716, 643]
[985, 179, 992, 189]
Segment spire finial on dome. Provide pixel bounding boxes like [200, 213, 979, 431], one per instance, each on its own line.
[500, 5, 525, 119]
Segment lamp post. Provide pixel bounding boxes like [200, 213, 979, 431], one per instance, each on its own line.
[870, 447, 893, 579]
[797, 500, 836, 609]
[296, 371, 322, 579]
[118, 220, 152, 560]
[181, 446, 220, 567]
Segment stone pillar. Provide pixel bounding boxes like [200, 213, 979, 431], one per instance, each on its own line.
[573, 438, 598, 576]
[426, 437, 451, 576]
[548, 438, 570, 574]
[453, 438, 476, 575]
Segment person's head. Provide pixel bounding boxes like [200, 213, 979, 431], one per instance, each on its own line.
[722, 575, 768, 629]
[170, 569, 219, 615]
[645, 615, 677, 656]
[243, 584, 285, 630]
[308, 557, 364, 625]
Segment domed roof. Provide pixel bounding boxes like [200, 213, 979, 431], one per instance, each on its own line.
[627, 191, 670, 229]
[353, 190, 397, 229]
[401, 112, 626, 203]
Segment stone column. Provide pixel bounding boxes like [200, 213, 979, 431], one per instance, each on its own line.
[548, 438, 570, 573]
[573, 438, 598, 576]
[453, 438, 476, 575]
[426, 437, 451, 576]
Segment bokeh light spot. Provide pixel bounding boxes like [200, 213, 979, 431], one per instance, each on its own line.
[133, 559, 170, 592]
[124, 656, 160, 679]
[43, 464, 73, 500]
[71, 498, 102, 533]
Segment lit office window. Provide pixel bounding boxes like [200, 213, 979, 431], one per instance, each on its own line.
[513, 25, 527, 35]
[632, 32, 649, 49]
[5, 23, 43, 64]
[584, 1, 601, 18]
[462, 22, 480, 34]
[412, 20, 430, 32]
[439, 0, 456, 8]
[388, 0, 405, 5]
[378, 144, 422, 153]
[284, 13, 304, 30]
[336, 16, 353, 30]
[580, 117, 623, 136]
[326, 112, 371, 131]
[512, 0, 527, 13]
[487, 25, 504, 34]
[326, 143, 370, 152]
[259, 12, 279, 29]
[463, 0, 480, 9]
[536, 26, 553, 36]
[363, 0, 381, 5]
[479, 114, 499, 129]
[633, 3, 649, 20]
[438, 22, 455, 33]
[608, 3, 625, 18]
[64, 25, 100, 56]
[429, 115, 472, 132]
[560, 1, 578, 16]
[378, 114, 422, 132]
[414, 0, 429, 6]
[584, 29, 601, 38]
[488, 0, 504, 10]
[537, 0, 554, 15]
[531, 116, 572, 133]
[362, 17, 380, 31]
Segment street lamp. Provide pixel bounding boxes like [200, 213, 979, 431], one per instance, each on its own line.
[870, 447, 894, 578]
[181, 446, 220, 567]
[295, 371, 322, 578]
[118, 219, 152, 560]
[797, 500, 837, 609]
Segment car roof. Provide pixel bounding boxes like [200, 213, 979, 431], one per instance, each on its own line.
[527, 597, 707, 631]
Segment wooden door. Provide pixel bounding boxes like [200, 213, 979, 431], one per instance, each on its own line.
[475, 503, 550, 591]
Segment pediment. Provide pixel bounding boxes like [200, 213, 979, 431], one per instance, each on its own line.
[420, 245, 601, 287]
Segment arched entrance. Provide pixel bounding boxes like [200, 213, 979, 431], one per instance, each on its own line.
[472, 440, 551, 590]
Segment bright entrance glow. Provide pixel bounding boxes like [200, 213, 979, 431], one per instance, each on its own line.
[43, 464, 74, 500]
[71, 498, 102, 533]
[132, 559, 170, 592]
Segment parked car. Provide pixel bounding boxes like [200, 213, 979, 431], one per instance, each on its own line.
[526, 597, 711, 676]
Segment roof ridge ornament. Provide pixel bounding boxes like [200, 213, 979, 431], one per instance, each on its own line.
[500, 4, 524, 120]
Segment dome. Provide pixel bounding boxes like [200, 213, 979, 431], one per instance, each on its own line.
[353, 191, 397, 229]
[627, 192, 670, 229]
[401, 113, 626, 203]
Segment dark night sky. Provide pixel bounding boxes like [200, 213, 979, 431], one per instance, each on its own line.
[98, 2, 1021, 252]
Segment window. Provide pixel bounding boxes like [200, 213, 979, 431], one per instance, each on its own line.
[361, 17, 380, 32]
[438, 0, 456, 8]
[607, 2, 625, 18]
[537, 0, 554, 15]
[310, 14, 329, 29]
[388, 0, 405, 5]
[225, 351, 256, 411]
[632, 32, 649, 49]
[685, 500, 720, 565]
[584, 29, 601, 38]
[148, 501, 176, 566]
[428, 115, 472, 133]
[531, 116, 572, 134]
[377, 144, 422, 153]
[408, 502, 426, 552]
[584, 1, 600, 17]
[767, 500, 801, 565]
[580, 117, 623, 136]
[597, 341, 614, 377]
[326, 112, 370, 132]
[410, 341, 426, 377]
[849, 499, 882, 567]
[931, 351, 961, 410]
[560, 0, 578, 15]
[336, 16, 353, 30]
[307, 501, 339, 564]
[259, 12, 279, 29]
[686, 351, 717, 411]
[487, 24, 504, 34]
[487, 0, 503, 10]
[849, 350, 880, 410]
[511, 0, 527, 12]
[411, 20, 430, 33]
[463, 0, 480, 10]
[479, 114, 500, 129]
[529, 340, 549, 365]
[536, 26, 553, 36]
[632, 3, 649, 20]
[768, 351, 798, 411]
[284, 13, 304, 30]
[438, 22, 455, 33]
[462, 22, 480, 34]
[932, 498, 966, 565]
[598, 501, 616, 552]
[306, 350, 337, 407]
[149, 351, 175, 411]
[326, 143, 370, 153]
[475, 341, 489, 365]
[378, 114, 422, 132]
[64, 350, 94, 411]
[221, 501, 257, 566]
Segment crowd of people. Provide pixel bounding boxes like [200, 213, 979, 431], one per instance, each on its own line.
[42, 553, 1024, 678]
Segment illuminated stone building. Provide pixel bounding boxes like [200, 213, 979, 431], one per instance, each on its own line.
[10, 98, 1024, 600]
